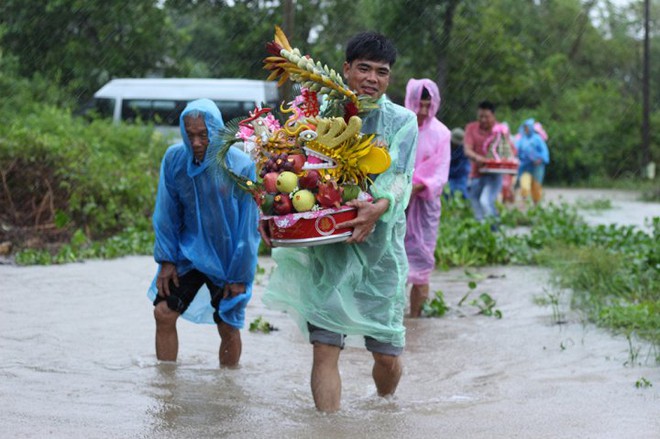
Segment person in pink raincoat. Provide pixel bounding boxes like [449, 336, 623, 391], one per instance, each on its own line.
[403, 78, 451, 317]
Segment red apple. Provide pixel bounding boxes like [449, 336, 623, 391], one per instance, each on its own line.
[263, 172, 280, 194]
[273, 194, 293, 215]
[298, 170, 321, 190]
[287, 154, 306, 173]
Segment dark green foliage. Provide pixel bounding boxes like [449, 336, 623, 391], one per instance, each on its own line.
[0, 0, 177, 100]
[2, 0, 658, 181]
[0, 96, 168, 262]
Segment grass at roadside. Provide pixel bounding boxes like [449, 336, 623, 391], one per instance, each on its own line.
[437, 194, 659, 358]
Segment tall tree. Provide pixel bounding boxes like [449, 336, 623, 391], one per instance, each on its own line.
[0, 0, 178, 100]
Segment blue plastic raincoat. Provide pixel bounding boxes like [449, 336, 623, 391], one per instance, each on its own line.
[516, 118, 550, 183]
[263, 96, 418, 348]
[147, 99, 260, 328]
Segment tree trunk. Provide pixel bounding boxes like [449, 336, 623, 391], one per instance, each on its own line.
[435, 0, 460, 117]
[641, 0, 651, 169]
[569, 0, 596, 61]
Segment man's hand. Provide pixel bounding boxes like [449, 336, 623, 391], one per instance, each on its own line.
[223, 283, 246, 299]
[336, 198, 389, 244]
[464, 143, 487, 165]
[258, 219, 272, 247]
[157, 262, 179, 297]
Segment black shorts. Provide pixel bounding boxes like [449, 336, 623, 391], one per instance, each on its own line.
[153, 269, 224, 324]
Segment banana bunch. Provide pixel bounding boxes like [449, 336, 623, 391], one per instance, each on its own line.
[305, 116, 391, 184]
[314, 116, 362, 148]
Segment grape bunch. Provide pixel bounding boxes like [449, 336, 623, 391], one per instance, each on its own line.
[259, 153, 295, 178]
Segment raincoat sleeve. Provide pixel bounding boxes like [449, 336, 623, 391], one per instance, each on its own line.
[412, 132, 451, 200]
[153, 148, 183, 264]
[535, 137, 550, 164]
[225, 158, 260, 284]
[369, 113, 419, 223]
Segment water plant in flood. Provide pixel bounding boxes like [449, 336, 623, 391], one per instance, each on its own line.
[421, 290, 449, 318]
[575, 198, 613, 210]
[249, 316, 277, 334]
[456, 280, 503, 319]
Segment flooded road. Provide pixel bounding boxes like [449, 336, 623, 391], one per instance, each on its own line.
[1, 190, 658, 438]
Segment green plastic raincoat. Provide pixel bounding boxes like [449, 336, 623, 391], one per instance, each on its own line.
[263, 96, 418, 347]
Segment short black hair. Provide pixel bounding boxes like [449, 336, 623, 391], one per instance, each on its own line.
[345, 31, 397, 66]
[420, 87, 431, 100]
[478, 100, 496, 113]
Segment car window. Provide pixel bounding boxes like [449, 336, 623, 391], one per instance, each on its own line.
[121, 99, 185, 126]
[93, 98, 115, 118]
[119, 99, 256, 126]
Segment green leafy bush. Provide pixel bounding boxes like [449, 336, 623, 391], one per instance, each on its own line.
[0, 101, 169, 260]
[436, 195, 659, 350]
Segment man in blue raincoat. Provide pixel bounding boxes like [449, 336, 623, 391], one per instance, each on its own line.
[147, 99, 260, 367]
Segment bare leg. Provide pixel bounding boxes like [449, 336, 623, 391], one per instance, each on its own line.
[409, 284, 429, 318]
[372, 352, 402, 396]
[154, 301, 179, 361]
[531, 179, 543, 205]
[311, 343, 341, 412]
[217, 321, 242, 367]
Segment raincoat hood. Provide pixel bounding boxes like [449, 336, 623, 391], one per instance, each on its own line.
[179, 99, 225, 176]
[521, 118, 536, 138]
[404, 78, 441, 127]
[516, 117, 550, 166]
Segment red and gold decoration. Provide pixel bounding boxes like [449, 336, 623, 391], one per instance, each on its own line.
[217, 26, 391, 247]
[480, 123, 520, 174]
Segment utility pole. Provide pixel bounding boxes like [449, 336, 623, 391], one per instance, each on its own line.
[641, 0, 651, 173]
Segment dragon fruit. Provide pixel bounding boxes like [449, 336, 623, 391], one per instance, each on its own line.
[316, 180, 342, 209]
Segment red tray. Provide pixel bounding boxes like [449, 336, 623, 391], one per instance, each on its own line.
[267, 207, 357, 247]
[480, 160, 519, 174]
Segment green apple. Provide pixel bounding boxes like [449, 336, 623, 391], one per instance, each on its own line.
[276, 171, 299, 193]
[292, 189, 316, 212]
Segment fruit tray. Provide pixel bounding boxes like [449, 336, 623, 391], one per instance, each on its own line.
[480, 159, 519, 174]
[264, 206, 357, 247]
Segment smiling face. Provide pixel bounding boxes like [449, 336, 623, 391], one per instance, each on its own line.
[477, 108, 496, 131]
[343, 59, 391, 99]
[184, 116, 209, 162]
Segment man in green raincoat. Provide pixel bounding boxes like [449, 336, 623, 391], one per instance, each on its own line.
[260, 32, 418, 412]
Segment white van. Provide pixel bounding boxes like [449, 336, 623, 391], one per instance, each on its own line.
[92, 78, 280, 132]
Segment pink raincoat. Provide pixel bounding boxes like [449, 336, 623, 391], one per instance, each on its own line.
[404, 79, 451, 284]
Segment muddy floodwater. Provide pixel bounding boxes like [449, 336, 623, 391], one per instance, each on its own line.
[1, 189, 658, 438]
